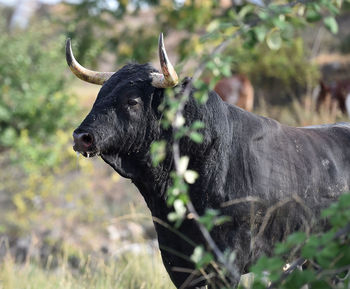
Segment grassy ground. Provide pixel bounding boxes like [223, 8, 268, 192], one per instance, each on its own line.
[0, 250, 175, 289]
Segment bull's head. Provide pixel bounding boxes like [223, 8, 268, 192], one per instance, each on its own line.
[67, 34, 178, 178]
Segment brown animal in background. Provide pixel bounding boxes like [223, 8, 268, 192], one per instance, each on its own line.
[316, 79, 350, 117]
[214, 75, 254, 111]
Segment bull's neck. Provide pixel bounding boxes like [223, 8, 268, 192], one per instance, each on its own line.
[131, 93, 248, 218]
[131, 153, 173, 218]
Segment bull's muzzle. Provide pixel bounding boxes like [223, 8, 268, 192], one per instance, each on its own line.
[73, 131, 98, 158]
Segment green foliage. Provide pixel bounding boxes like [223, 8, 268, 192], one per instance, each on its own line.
[191, 245, 214, 270]
[0, 19, 79, 172]
[150, 140, 167, 166]
[226, 37, 320, 103]
[0, 18, 98, 237]
[110, 28, 158, 64]
[64, 0, 158, 66]
[322, 194, 350, 227]
[324, 16, 339, 34]
[199, 209, 231, 232]
[250, 194, 350, 289]
[157, 1, 220, 32]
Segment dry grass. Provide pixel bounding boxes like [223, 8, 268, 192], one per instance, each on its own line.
[0, 244, 174, 289]
[255, 95, 349, 127]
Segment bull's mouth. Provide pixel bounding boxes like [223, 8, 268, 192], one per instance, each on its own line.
[79, 151, 100, 158]
[73, 144, 100, 158]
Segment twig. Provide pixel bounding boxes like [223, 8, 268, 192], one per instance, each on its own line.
[152, 216, 197, 248]
[186, 201, 241, 282]
[267, 257, 306, 289]
[221, 196, 264, 208]
[254, 198, 293, 244]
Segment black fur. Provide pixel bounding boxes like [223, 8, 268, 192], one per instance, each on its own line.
[74, 63, 350, 288]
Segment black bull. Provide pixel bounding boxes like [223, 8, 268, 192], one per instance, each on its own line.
[68, 53, 350, 289]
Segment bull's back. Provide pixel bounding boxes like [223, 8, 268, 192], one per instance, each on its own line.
[250, 121, 350, 202]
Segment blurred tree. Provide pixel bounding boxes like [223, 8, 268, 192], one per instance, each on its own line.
[62, 0, 160, 66]
[0, 18, 78, 171]
[60, 0, 348, 106]
[225, 37, 320, 104]
[0, 15, 99, 238]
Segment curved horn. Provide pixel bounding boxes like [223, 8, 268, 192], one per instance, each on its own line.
[151, 33, 179, 88]
[65, 39, 114, 85]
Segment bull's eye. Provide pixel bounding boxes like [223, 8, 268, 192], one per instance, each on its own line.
[128, 99, 139, 106]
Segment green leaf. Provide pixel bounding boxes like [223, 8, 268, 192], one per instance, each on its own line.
[320, 230, 336, 244]
[251, 256, 284, 276]
[1, 127, 17, 146]
[191, 121, 205, 130]
[284, 270, 315, 289]
[286, 232, 306, 246]
[309, 280, 329, 289]
[339, 193, 350, 207]
[251, 281, 268, 289]
[324, 16, 338, 34]
[258, 10, 269, 20]
[238, 4, 255, 19]
[321, 204, 337, 218]
[306, 8, 322, 22]
[244, 30, 258, 49]
[274, 242, 289, 255]
[189, 132, 203, 143]
[253, 26, 267, 43]
[190, 246, 214, 269]
[206, 19, 220, 33]
[301, 236, 319, 258]
[0, 104, 11, 121]
[325, 2, 340, 15]
[193, 91, 209, 104]
[266, 29, 282, 50]
[150, 140, 166, 166]
[214, 215, 231, 226]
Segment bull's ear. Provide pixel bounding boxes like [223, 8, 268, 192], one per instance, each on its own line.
[181, 77, 192, 88]
[151, 86, 165, 118]
[151, 33, 179, 88]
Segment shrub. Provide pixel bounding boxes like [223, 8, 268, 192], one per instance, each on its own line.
[0, 19, 79, 172]
[226, 37, 320, 105]
[250, 193, 350, 289]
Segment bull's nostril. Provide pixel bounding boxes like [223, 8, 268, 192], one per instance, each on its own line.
[73, 132, 94, 148]
[82, 134, 93, 146]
